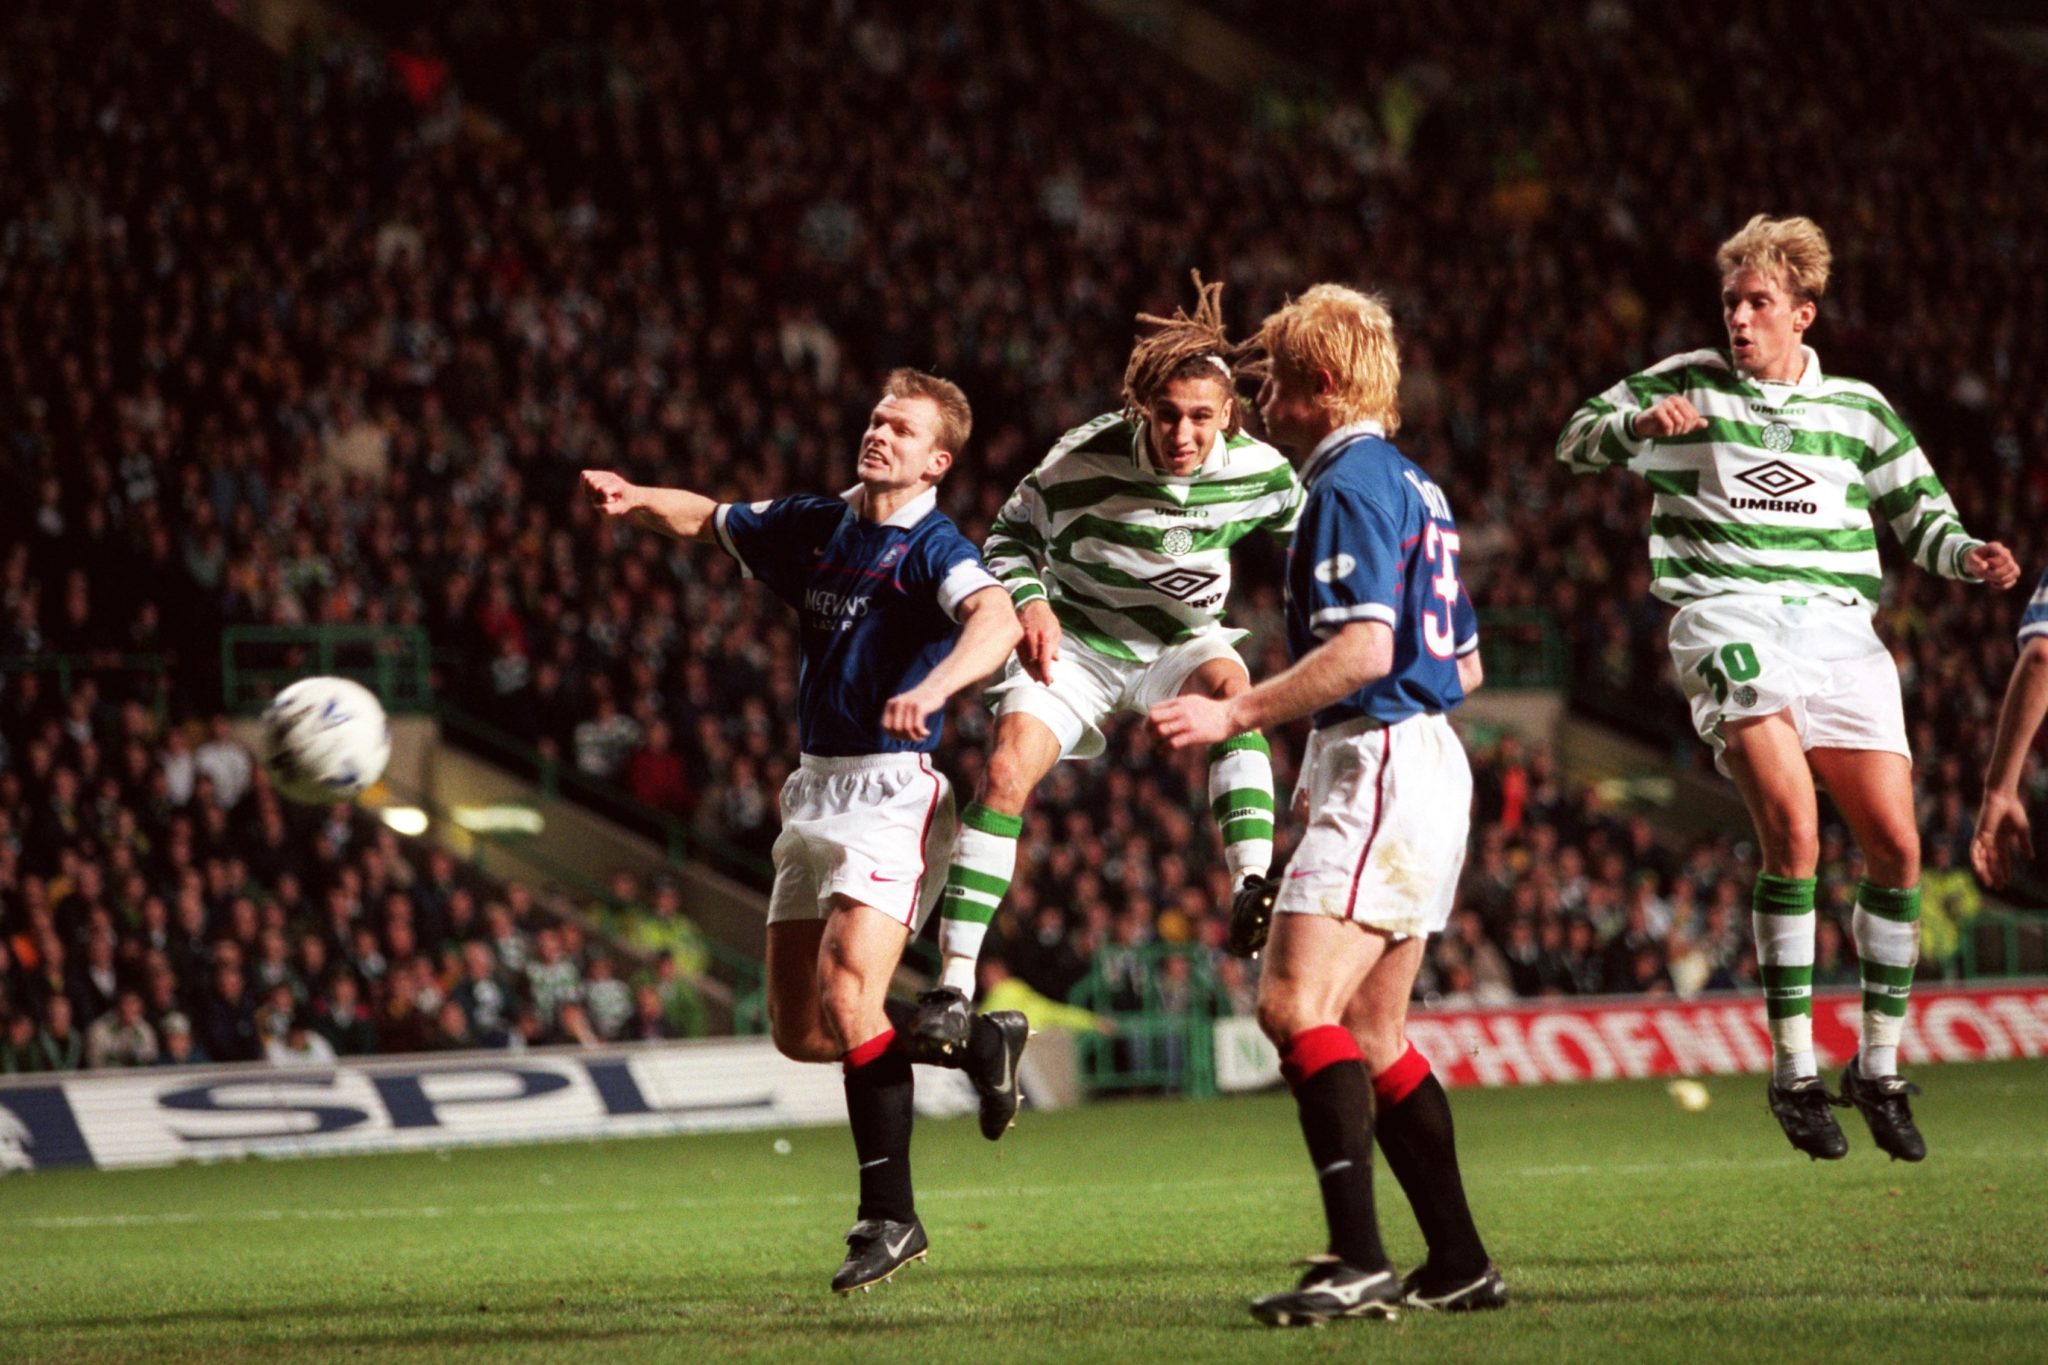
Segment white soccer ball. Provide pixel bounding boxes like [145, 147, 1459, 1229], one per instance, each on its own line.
[260, 677, 392, 805]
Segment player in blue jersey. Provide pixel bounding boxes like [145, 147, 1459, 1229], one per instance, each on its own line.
[1972, 566, 2048, 889]
[582, 368, 1025, 1296]
[1152, 286, 1503, 1324]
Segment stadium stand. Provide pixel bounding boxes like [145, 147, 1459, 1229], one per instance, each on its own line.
[1, 0, 2043, 1072]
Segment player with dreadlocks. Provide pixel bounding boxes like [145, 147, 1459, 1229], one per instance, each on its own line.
[910, 274, 1305, 1071]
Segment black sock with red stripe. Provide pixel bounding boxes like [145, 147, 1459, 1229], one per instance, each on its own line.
[842, 1029, 915, 1223]
[1282, 1024, 1388, 1272]
[1373, 1043, 1488, 1281]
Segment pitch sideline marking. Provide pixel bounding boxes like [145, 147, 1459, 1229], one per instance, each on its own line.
[4, 1149, 2024, 1232]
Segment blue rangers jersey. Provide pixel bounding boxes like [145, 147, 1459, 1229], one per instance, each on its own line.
[715, 486, 999, 756]
[1286, 423, 1479, 729]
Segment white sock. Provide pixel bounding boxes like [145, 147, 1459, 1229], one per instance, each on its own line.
[1208, 734, 1275, 882]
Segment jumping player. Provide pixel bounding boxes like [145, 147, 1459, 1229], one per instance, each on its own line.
[1558, 215, 2019, 1160]
[1152, 285, 1504, 1324]
[913, 275, 1303, 1054]
[1972, 566, 2048, 889]
[582, 368, 1026, 1294]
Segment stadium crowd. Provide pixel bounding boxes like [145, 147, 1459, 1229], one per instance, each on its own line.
[3, 0, 2045, 1064]
[0, 674, 705, 1072]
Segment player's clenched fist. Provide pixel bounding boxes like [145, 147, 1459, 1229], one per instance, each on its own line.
[1628, 395, 1708, 440]
[582, 469, 640, 516]
[1964, 542, 2022, 591]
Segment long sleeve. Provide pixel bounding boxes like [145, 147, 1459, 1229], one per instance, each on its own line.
[1862, 426, 1984, 580]
[984, 472, 1052, 609]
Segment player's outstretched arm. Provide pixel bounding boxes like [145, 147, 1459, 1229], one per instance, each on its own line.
[880, 587, 1024, 741]
[1972, 637, 2048, 887]
[581, 469, 720, 542]
[1148, 621, 1393, 750]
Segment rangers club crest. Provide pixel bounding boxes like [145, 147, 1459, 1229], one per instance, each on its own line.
[1760, 421, 1795, 453]
[876, 544, 906, 570]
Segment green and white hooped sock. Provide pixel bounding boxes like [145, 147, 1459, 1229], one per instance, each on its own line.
[1208, 734, 1275, 883]
[1852, 881, 1920, 1078]
[1753, 873, 1818, 1084]
[936, 803, 1022, 997]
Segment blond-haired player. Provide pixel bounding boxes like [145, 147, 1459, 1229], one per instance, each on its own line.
[911, 275, 1302, 1057]
[1559, 216, 2020, 1161]
[584, 369, 1026, 1294]
[1153, 285, 1503, 1323]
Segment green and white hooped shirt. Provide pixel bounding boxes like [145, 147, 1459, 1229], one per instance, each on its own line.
[984, 413, 1305, 663]
[1557, 346, 1983, 611]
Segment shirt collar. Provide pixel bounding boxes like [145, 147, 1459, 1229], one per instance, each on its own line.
[1747, 345, 1822, 395]
[1302, 420, 1387, 485]
[841, 484, 938, 529]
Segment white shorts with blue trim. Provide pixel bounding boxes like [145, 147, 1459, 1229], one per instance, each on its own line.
[1273, 712, 1472, 939]
[767, 752, 956, 930]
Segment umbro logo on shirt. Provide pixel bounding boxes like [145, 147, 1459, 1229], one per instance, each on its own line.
[1734, 459, 1813, 498]
[1730, 459, 1819, 514]
[1146, 565, 1221, 602]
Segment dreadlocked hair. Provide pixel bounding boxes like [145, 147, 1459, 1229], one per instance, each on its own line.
[1121, 271, 1243, 435]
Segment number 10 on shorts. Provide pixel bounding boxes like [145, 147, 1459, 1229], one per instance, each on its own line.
[1696, 641, 1760, 705]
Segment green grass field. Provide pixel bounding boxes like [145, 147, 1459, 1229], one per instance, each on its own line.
[3, 1059, 2045, 1362]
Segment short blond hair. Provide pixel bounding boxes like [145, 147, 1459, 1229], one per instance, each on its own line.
[882, 367, 972, 455]
[1715, 215, 1832, 302]
[1255, 284, 1401, 433]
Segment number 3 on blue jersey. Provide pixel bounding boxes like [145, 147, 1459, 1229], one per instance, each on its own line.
[1422, 522, 1463, 659]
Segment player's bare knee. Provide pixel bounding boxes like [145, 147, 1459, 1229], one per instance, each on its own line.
[1756, 806, 1819, 876]
[767, 1000, 835, 1063]
[1348, 1019, 1406, 1073]
[1864, 826, 1920, 888]
[980, 746, 1039, 815]
[1256, 990, 1321, 1048]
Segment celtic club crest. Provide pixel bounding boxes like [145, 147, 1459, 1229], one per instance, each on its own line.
[1161, 527, 1195, 556]
[1760, 421, 1794, 453]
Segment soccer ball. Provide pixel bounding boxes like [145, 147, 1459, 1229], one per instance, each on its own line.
[260, 677, 392, 805]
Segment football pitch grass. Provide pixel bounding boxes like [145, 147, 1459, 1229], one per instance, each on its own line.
[3, 1059, 2045, 1362]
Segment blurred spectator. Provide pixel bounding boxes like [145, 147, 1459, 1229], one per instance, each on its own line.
[86, 991, 159, 1068]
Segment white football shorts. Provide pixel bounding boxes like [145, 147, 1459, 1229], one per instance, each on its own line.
[1668, 595, 1908, 777]
[767, 753, 956, 930]
[1273, 712, 1472, 939]
[989, 628, 1249, 760]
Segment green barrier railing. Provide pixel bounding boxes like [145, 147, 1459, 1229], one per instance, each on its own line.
[1952, 908, 2048, 979]
[222, 625, 434, 714]
[1473, 606, 1567, 689]
[1070, 943, 1225, 1099]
